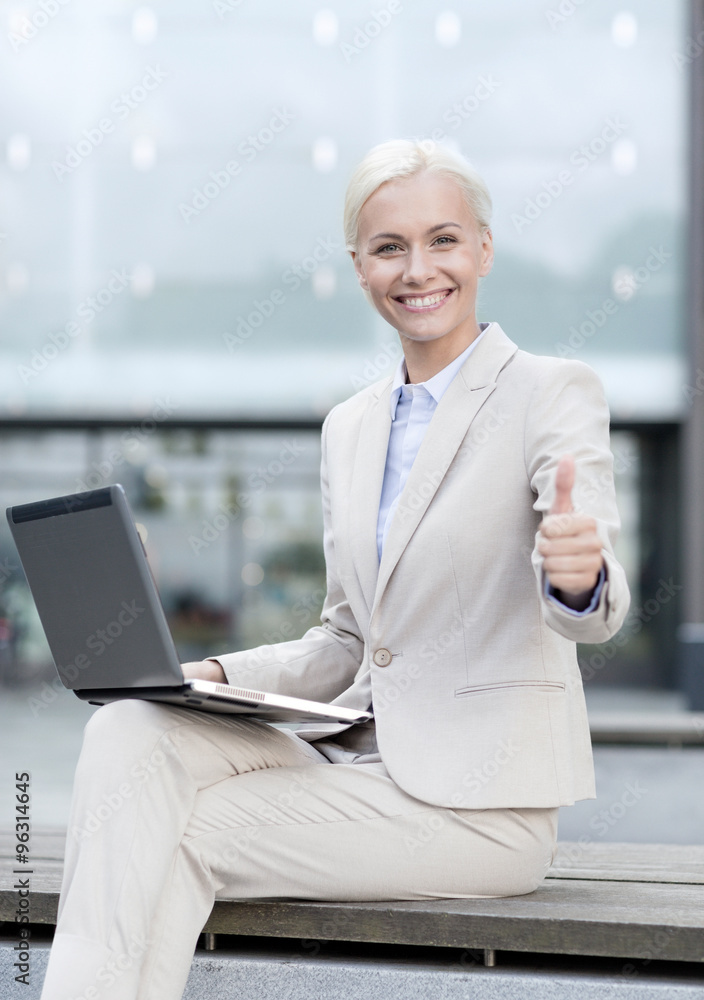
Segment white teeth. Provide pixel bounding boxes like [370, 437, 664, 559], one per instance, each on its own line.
[400, 292, 449, 307]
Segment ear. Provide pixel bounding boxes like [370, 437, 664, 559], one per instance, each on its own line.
[479, 228, 494, 278]
[350, 250, 369, 291]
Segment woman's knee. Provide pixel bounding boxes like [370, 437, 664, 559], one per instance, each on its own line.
[81, 699, 184, 755]
[510, 850, 554, 895]
[499, 808, 558, 896]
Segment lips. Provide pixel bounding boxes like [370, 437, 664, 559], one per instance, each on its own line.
[394, 289, 453, 310]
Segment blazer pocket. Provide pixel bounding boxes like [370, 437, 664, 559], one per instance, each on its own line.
[454, 680, 566, 697]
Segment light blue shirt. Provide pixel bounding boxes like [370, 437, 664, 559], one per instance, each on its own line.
[375, 323, 603, 617]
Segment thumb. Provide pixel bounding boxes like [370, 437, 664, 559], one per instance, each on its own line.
[550, 455, 575, 515]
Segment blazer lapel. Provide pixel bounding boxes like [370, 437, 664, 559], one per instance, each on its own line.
[373, 324, 519, 606]
[347, 379, 393, 616]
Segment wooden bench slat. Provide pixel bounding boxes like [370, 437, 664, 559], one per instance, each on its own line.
[588, 712, 704, 744]
[550, 842, 704, 884]
[2, 831, 703, 964]
[1, 881, 702, 962]
[202, 881, 704, 962]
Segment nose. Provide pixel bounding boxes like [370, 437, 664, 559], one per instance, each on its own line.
[402, 245, 437, 285]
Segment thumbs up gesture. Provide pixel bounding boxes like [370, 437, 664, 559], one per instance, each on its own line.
[538, 455, 604, 606]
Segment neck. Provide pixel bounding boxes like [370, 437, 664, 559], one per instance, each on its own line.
[401, 322, 481, 384]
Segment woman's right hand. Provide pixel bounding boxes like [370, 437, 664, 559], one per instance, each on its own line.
[181, 659, 227, 684]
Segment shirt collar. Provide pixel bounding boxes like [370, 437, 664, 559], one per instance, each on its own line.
[388, 322, 491, 420]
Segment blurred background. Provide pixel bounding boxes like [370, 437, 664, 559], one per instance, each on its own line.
[1, 0, 702, 840]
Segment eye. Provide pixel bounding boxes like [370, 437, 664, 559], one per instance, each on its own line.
[373, 242, 403, 255]
[433, 235, 458, 246]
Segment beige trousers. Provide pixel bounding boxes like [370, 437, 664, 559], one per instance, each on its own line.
[40, 700, 558, 1000]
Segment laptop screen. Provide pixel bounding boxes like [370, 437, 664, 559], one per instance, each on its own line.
[7, 485, 183, 690]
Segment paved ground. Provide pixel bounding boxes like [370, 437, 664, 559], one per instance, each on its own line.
[0, 684, 702, 843]
[3, 940, 704, 1000]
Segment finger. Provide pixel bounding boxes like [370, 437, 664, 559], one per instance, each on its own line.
[549, 455, 575, 516]
[544, 566, 601, 594]
[543, 548, 602, 580]
[540, 513, 597, 541]
[538, 535, 601, 559]
[539, 518, 600, 546]
[542, 552, 603, 576]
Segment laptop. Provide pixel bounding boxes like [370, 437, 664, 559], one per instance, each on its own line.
[6, 484, 372, 726]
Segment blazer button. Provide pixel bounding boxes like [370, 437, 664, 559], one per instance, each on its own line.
[373, 648, 392, 667]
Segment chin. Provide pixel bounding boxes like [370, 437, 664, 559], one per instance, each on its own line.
[399, 330, 454, 344]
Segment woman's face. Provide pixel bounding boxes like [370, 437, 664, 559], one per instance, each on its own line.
[352, 170, 493, 354]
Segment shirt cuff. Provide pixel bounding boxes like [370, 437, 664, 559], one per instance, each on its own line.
[544, 566, 606, 617]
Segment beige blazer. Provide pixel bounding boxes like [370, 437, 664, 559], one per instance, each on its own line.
[216, 323, 631, 809]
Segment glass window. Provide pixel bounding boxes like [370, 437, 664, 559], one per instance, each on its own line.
[0, 0, 686, 420]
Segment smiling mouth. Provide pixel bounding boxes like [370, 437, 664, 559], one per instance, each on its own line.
[394, 289, 453, 310]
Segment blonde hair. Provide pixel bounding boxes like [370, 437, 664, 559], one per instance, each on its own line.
[343, 139, 492, 252]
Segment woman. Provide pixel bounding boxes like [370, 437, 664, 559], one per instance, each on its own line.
[41, 140, 630, 1000]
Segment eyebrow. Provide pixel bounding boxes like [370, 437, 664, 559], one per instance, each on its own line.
[367, 222, 462, 243]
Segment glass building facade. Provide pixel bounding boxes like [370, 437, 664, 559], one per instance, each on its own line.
[0, 0, 687, 688]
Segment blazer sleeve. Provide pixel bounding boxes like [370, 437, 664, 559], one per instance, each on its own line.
[524, 358, 631, 644]
[211, 413, 365, 700]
